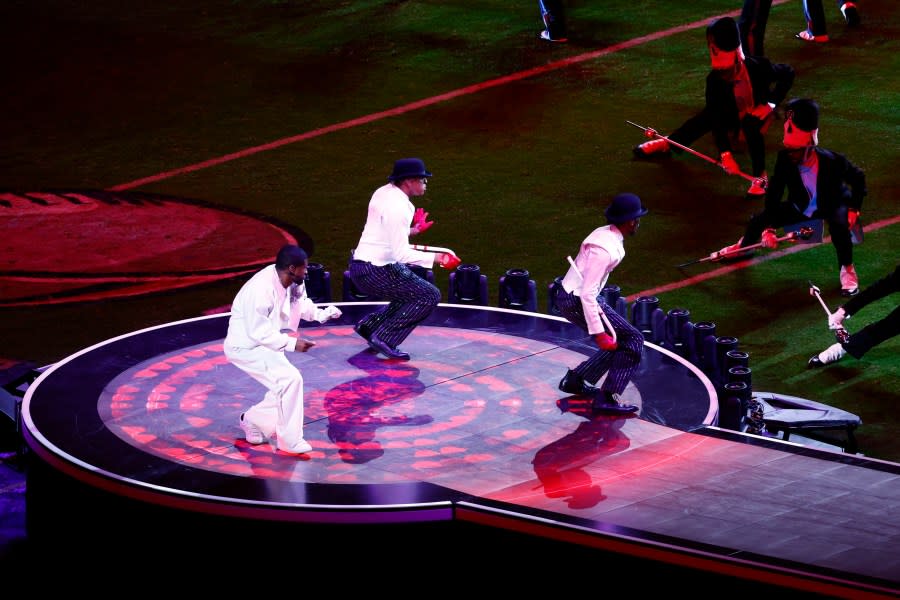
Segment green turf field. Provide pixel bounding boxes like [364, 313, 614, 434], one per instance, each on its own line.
[1, 1, 897, 459]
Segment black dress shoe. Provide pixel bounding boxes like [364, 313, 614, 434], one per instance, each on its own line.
[353, 322, 372, 341]
[369, 334, 410, 360]
[808, 354, 825, 368]
[558, 369, 598, 395]
[591, 391, 639, 413]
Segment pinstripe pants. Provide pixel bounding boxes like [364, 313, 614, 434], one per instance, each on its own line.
[349, 260, 441, 349]
[555, 288, 644, 395]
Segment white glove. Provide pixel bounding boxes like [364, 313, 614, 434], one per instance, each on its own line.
[749, 102, 775, 121]
[315, 305, 342, 323]
[828, 307, 847, 330]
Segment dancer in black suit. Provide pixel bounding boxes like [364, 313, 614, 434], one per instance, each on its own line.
[634, 16, 794, 197]
[716, 98, 867, 297]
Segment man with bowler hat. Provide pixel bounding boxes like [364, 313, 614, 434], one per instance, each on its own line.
[349, 158, 460, 360]
[554, 193, 649, 413]
[715, 98, 867, 296]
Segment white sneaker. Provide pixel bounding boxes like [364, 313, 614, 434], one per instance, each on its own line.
[540, 29, 567, 43]
[808, 343, 847, 368]
[795, 30, 829, 43]
[240, 413, 265, 445]
[840, 264, 859, 296]
[278, 438, 313, 454]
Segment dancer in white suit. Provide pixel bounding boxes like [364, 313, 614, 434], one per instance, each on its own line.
[224, 244, 341, 454]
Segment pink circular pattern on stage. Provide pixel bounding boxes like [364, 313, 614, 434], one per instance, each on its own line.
[98, 325, 635, 484]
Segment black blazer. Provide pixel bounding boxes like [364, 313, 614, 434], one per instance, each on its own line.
[704, 55, 795, 149]
[764, 147, 867, 220]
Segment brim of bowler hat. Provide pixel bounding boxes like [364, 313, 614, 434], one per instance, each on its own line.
[607, 208, 649, 223]
[387, 171, 433, 181]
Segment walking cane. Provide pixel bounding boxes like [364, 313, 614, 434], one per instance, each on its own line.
[627, 120, 762, 185]
[808, 281, 851, 344]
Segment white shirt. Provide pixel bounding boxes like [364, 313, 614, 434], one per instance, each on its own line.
[353, 182, 435, 268]
[560, 225, 625, 334]
[224, 264, 324, 352]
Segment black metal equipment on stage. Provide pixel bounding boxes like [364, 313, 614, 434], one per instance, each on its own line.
[676, 226, 814, 268]
[808, 280, 851, 344]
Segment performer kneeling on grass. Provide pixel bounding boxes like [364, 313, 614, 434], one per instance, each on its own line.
[809, 263, 899, 367]
[633, 16, 794, 197]
[714, 98, 867, 296]
[349, 157, 460, 361]
[554, 193, 648, 414]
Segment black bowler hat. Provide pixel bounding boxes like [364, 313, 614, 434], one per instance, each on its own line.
[605, 193, 649, 224]
[786, 98, 820, 132]
[706, 16, 740, 51]
[387, 158, 433, 182]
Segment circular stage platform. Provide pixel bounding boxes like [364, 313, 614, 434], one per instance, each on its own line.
[23, 303, 716, 525]
[19, 304, 900, 598]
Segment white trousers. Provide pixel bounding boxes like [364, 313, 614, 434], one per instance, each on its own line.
[225, 345, 305, 448]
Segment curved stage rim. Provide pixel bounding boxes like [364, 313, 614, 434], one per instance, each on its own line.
[21, 304, 900, 597]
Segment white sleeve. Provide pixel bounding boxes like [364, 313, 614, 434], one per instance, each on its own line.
[579, 245, 612, 335]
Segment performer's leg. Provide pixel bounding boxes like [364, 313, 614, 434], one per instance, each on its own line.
[268, 354, 306, 448]
[742, 118, 768, 176]
[844, 307, 900, 359]
[825, 207, 854, 267]
[539, 0, 567, 40]
[226, 345, 294, 440]
[593, 309, 644, 395]
[802, 0, 829, 36]
[369, 263, 441, 348]
[555, 290, 597, 380]
[669, 109, 714, 150]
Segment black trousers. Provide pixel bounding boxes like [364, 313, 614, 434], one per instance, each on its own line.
[538, 0, 567, 38]
[739, 0, 772, 56]
[670, 110, 769, 177]
[844, 307, 900, 359]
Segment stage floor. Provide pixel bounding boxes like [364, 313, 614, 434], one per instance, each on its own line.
[21, 303, 900, 596]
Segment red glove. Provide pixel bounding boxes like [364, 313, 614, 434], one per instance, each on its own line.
[438, 252, 461, 270]
[761, 228, 778, 249]
[847, 209, 860, 229]
[412, 207, 434, 235]
[594, 333, 618, 351]
[720, 151, 740, 175]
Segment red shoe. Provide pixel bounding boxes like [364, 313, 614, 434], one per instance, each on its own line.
[747, 175, 768, 197]
[633, 138, 670, 157]
[840, 264, 859, 296]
